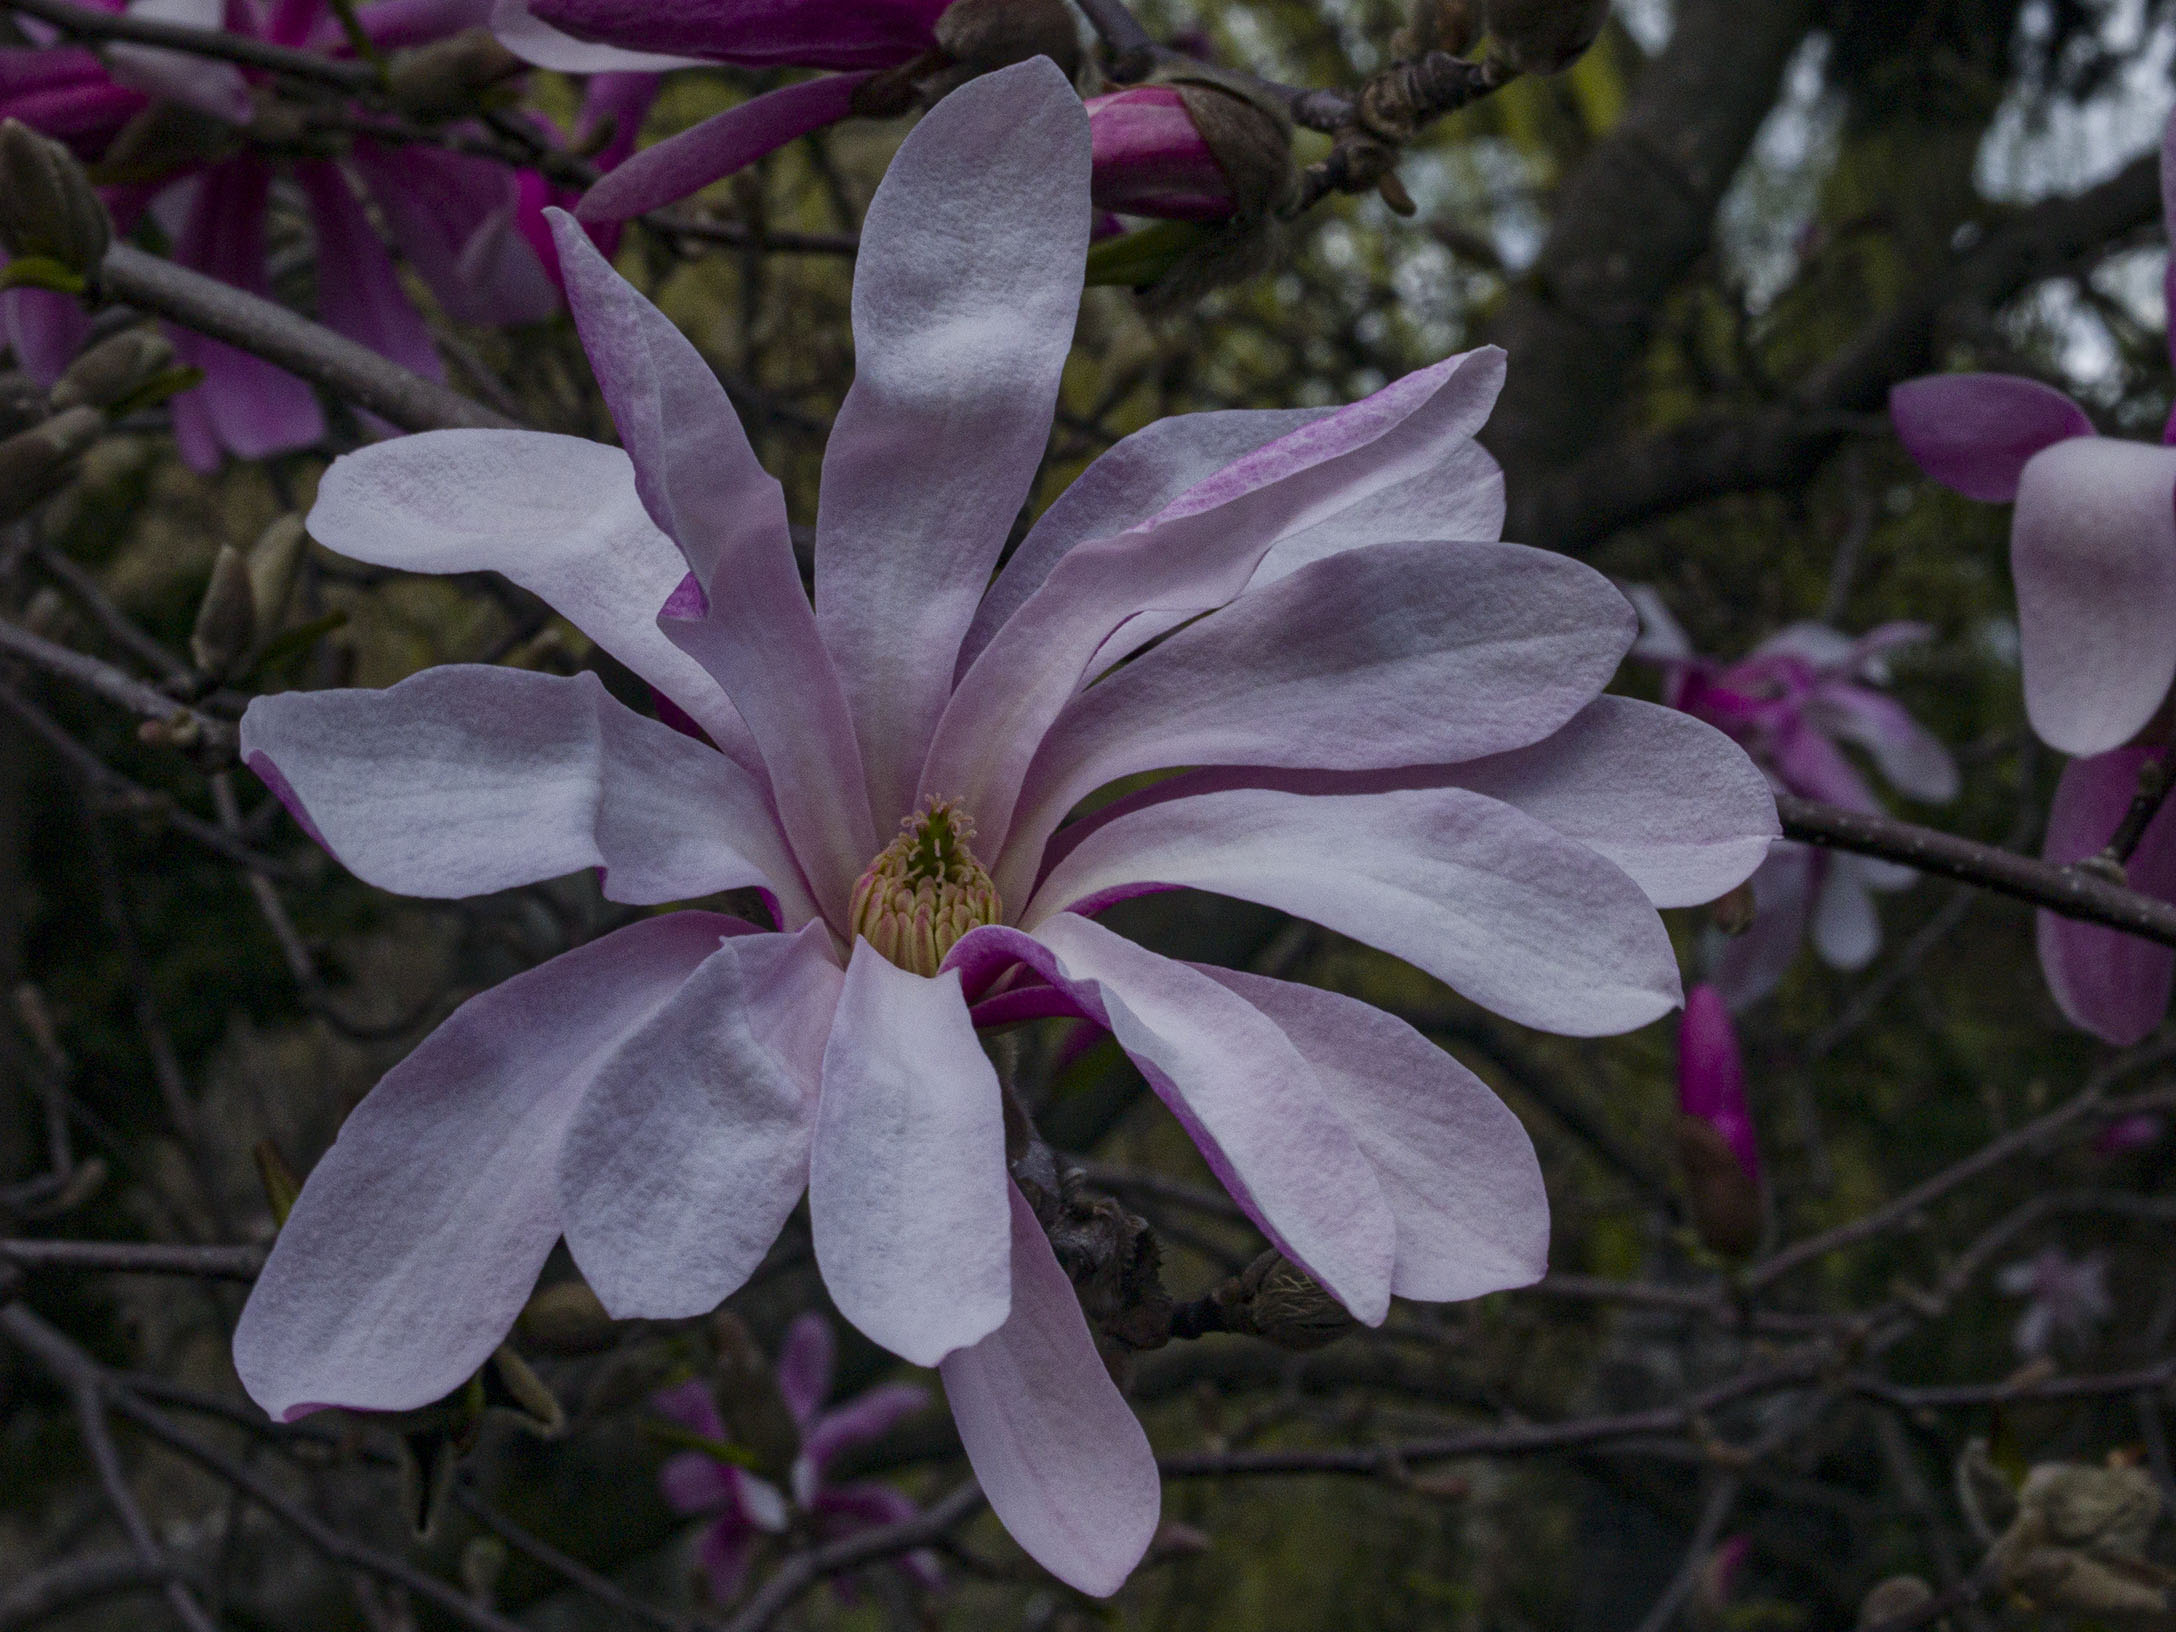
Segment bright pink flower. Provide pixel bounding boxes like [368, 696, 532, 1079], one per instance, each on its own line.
[1634, 591, 1955, 1007]
[1085, 86, 1234, 222]
[1677, 986, 1757, 1183]
[0, 0, 656, 465]
[651, 1314, 939, 1604]
[230, 64, 1774, 1594]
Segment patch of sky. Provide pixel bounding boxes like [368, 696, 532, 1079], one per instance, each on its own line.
[1616, 0, 1673, 56]
[1715, 33, 1845, 313]
[1977, 0, 2176, 203]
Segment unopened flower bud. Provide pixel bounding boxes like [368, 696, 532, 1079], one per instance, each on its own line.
[932, 0, 1081, 78]
[1709, 879, 1757, 936]
[1858, 1576, 1932, 1626]
[516, 1278, 615, 1355]
[49, 330, 175, 412]
[0, 404, 101, 525]
[709, 1311, 804, 1479]
[1992, 1462, 2171, 1619]
[1215, 1249, 1358, 1351]
[1677, 1115, 1761, 1256]
[386, 29, 528, 121]
[0, 120, 111, 274]
[190, 543, 258, 680]
[1482, 0, 1611, 74]
[1676, 985, 1762, 1254]
[246, 513, 307, 630]
[486, 1343, 565, 1435]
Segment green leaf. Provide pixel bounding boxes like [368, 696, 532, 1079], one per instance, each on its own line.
[0, 257, 86, 297]
[106, 365, 204, 419]
[1084, 220, 1218, 289]
[636, 1419, 760, 1468]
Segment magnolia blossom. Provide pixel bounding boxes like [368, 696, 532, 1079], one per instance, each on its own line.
[229, 63, 1774, 1593]
[0, 0, 652, 467]
[1997, 1247, 2112, 1358]
[496, 0, 1078, 223]
[652, 1315, 937, 1604]
[1634, 591, 1957, 1008]
[1086, 87, 1235, 221]
[1677, 986, 1757, 1184]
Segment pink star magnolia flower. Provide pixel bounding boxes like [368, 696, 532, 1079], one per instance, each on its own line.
[1678, 985, 1757, 1184]
[1997, 1246, 2113, 1358]
[0, 0, 654, 468]
[651, 1314, 939, 1604]
[229, 62, 1775, 1594]
[1632, 589, 1957, 1008]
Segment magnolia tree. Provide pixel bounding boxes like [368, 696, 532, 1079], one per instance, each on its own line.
[1, 2, 2175, 1629]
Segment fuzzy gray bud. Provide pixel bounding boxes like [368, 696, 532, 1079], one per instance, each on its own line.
[246, 513, 307, 631]
[189, 544, 258, 680]
[1216, 1249, 1358, 1352]
[515, 1279, 615, 1355]
[932, 0, 1081, 78]
[0, 119, 111, 274]
[386, 29, 528, 121]
[1168, 68, 1299, 221]
[0, 404, 101, 525]
[1677, 1114, 1761, 1256]
[49, 330, 175, 413]
[1482, 0, 1610, 74]
[1990, 1461, 2172, 1619]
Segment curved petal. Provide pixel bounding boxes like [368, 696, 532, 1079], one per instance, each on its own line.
[801, 1381, 931, 1475]
[296, 160, 444, 387]
[814, 60, 1090, 826]
[1249, 441, 1506, 586]
[1087, 87, 1231, 220]
[0, 285, 88, 388]
[949, 917, 1394, 1322]
[774, 1312, 834, 1426]
[1437, 696, 1777, 908]
[1810, 852, 1881, 969]
[241, 667, 811, 920]
[108, 0, 253, 122]
[1771, 716, 1882, 813]
[307, 430, 758, 771]
[925, 347, 1510, 854]
[661, 1450, 736, 1515]
[2012, 437, 2176, 756]
[698, 1514, 761, 1601]
[525, 0, 946, 68]
[491, 0, 705, 69]
[2037, 748, 2176, 1045]
[233, 912, 741, 1420]
[651, 1376, 728, 1439]
[575, 73, 875, 223]
[1197, 967, 1547, 1303]
[1708, 843, 1813, 1010]
[1890, 373, 2093, 502]
[1809, 683, 1958, 804]
[559, 922, 840, 1317]
[1028, 785, 1682, 1036]
[938, 1183, 1159, 1598]
[998, 538, 1633, 901]
[811, 944, 1010, 1366]
[1676, 985, 1758, 1182]
[350, 144, 552, 328]
[551, 211, 873, 916]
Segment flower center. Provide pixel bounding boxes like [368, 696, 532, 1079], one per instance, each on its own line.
[849, 798, 1002, 977]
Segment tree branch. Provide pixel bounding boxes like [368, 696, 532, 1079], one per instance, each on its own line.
[718, 1482, 983, 1632]
[4, 0, 375, 89]
[0, 615, 234, 757]
[0, 1239, 264, 1278]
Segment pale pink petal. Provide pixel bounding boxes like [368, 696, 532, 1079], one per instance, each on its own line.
[558, 923, 840, 1317]
[997, 538, 1633, 904]
[306, 428, 760, 770]
[1248, 441, 1506, 586]
[1027, 785, 1682, 1037]
[233, 912, 740, 1419]
[574, 73, 875, 223]
[1196, 967, 1547, 1303]
[926, 347, 1509, 855]
[296, 160, 444, 386]
[1890, 373, 2092, 502]
[810, 944, 1010, 1366]
[0, 285, 88, 387]
[491, 0, 705, 69]
[525, 0, 948, 68]
[2037, 748, 2176, 1045]
[1810, 851, 1881, 969]
[1808, 683, 1958, 803]
[240, 667, 810, 919]
[661, 1449, 737, 1514]
[551, 210, 873, 917]
[1771, 717, 1883, 812]
[108, 0, 253, 122]
[2012, 436, 2176, 756]
[938, 1184, 1160, 1598]
[814, 60, 1090, 826]
[453, 191, 562, 326]
[1708, 843, 1813, 1010]
[1626, 584, 1695, 663]
[774, 1312, 834, 1427]
[949, 917, 1394, 1322]
[2166, 106, 2176, 403]
[801, 1382, 931, 1475]
[1677, 985, 1758, 1181]
[1438, 696, 1777, 908]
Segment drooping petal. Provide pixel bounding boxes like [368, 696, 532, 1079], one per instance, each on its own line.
[551, 210, 873, 916]
[1028, 785, 1683, 1036]
[774, 1312, 834, 1427]
[351, 143, 555, 328]
[296, 159, 445, 387]
[0, 284, 88, 387]
[810, 944, 1010, 1366]
[938, 1184, 1160, 1598]
[1770, 716, 1883, 813]
[1808, 682, 1959, 804]
[697, 1515, 762, 1603]
[2037, 748, 2176, 1045]
[1889, 373, 2093, 503]
[491, 0, 705, 69]
[1626, 583, 1695, 663]
[241, 667, 812, 921]
[574, 73, 875, 223]
[107, 0, 253, 122]
[306, 428, 759, 770]
[2012, 436, 2176, 756]
[1708, 843, 1815, 1010]
[1436, 696, 1777, 908]
[998, 538, 1634, 900]
[525, 0, 948, 68]
[233, 912, 741, 1420]
[558, 923, 840, 1317]
[1196, 967, 1547, 1303]
[800, 1382, 931, 1476]
[814, 60, 1090, 826]
[1677, 985, 1758, 1182]
[925, 348, 1510, 852]
[948, 916, 1395, 1322]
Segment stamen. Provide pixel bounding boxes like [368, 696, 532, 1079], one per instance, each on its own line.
[849, 798, 1002, 976]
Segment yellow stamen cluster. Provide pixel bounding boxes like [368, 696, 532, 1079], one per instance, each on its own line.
[849, 798, 1002, 977]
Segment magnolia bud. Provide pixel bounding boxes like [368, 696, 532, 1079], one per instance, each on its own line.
[253, 1139, 301, 1228]
[246, 513, 307, 631]
[1482, 0, 1611, 73]
[0, 120, 111, 274]
[189, 544, 257, 680]
[0, 405, 101, 525]
[1992, 1462, 2172, 1618]
[1216, 1249, 1358, 1351]
[49, 330, 175, 412]
[932, 0, 1082, 78]
[1677, 1116, 1761, 1256]
[1709, 879, 1757, 936]
[386, 29, 528, 121]
[1174, 77, 1298, 220]
[1676, 986, 1761, 1255]
[486, 1343, 565, 1436]
[516, 1279, 615, 1355]
[710, 1311, 803, 1479]
[1858, 1576, 1932, 1627]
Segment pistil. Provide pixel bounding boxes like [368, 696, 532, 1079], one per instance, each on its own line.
[849, 798, 1002, 976]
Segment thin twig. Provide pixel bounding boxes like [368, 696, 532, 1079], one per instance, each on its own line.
[34, 547, 193, 687]
[1073, 0, 1156, 80]
[3, 0, 376, 87]
[0, 1239, 263, 1277]
[0, 614, 233, 754]
[718, 1482, 982, 1632]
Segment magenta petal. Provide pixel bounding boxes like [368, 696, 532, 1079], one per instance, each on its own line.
[2037, 748, 2176, 1045]
[1677, 986, 1759, 1182]
[938, 1184, 1160, 1598]
[527, 0, 948, 69]
[2165, 105, 2176, 405]
[651, 1376, 729, 1440]
[491, 0, 706, 70]
[661, 1448, 738, 1515]
[2012, 436, 2176, 756]
[576, 72, 874, 223]
[1086, 86, 1233, 220]
[801, 1381, 931, 1474]
[297, 160, 445, 386]
[1889, 373, 2093, 503]
[232, 912, 742, 1420]
[696, 1515, 760, 1603]
[774, 1311, 834, 1427]
[0, 284, 88, 387]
